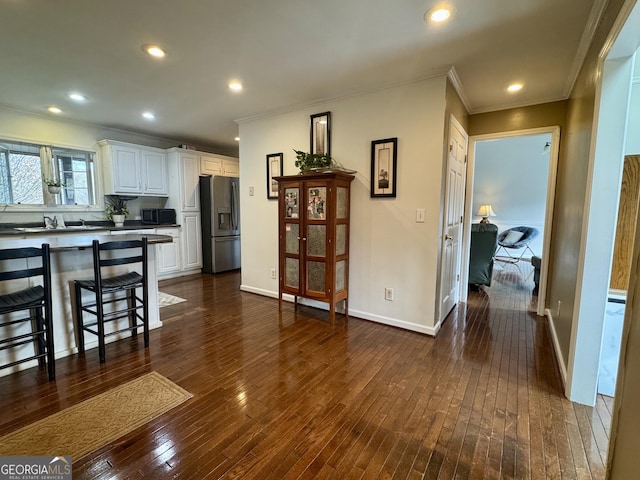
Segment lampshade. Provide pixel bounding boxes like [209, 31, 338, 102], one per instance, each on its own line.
[477, 204, 496, 223]
[477, 204, 496, 218]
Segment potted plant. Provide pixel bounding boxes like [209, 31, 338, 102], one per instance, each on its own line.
[43, 176, 65, 194]
[293, 149, 333, 173]
[104, 195, 129, 227]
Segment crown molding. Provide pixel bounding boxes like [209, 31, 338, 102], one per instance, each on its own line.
[235, 69, 452, 125]
[446, 66, 472, 114]
[563, 0, 609, 97]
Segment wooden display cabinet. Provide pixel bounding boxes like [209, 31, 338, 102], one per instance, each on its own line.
[275, 172, 355, 323]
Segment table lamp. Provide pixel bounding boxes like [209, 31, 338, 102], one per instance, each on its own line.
[477, 204, 496, 223]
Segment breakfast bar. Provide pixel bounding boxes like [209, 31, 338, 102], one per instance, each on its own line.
[0, 232, 172, 376]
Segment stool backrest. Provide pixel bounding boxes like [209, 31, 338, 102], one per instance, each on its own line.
[0, 245, 51, 283]
[91, 238, 148, 280]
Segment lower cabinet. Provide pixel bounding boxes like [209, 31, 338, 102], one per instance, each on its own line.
[181, 212, 202, 273]
[156, 227, 181, 278]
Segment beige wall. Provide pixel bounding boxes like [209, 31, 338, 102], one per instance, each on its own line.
[238, 76, 450, 334]
[468, 101, 567, 136]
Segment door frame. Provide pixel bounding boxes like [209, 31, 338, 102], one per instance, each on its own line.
[460, 125, 560, 316]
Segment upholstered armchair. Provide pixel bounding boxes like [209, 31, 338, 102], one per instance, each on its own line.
[469, 223, 498, 287]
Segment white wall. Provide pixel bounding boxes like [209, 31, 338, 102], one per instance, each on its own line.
[0, 108, 211, 222]
[238, 77, 449, 334]
[624, 53, 640, 155]
[472, 134, 551, 257]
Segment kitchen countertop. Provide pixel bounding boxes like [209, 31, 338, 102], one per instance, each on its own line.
[0, 233, 173, 251]
[0, 222, 180, 236]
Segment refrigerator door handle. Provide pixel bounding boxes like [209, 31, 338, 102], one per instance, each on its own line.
[231, 181, 238, 231]
[214, 237, 239, 242]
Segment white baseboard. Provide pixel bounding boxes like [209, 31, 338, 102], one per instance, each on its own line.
[545, 308, 568, 388]
[239, 285, 439, 336]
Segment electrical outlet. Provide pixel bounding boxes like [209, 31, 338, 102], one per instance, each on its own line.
[271, 268, 276, 279]
[385, 288, 394, 301]
[249, 186, 255, 196]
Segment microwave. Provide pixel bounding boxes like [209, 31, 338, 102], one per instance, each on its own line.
[141, 208, 176, 225]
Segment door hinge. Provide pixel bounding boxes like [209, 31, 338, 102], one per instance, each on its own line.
[457, 274, 460, 281]
[464, 155, 467, 163]
[449, 144, 453, 152]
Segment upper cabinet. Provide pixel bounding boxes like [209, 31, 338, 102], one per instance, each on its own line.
[99, 140, 169, 196]
[166, 148, 200, 212]
[200, 153, 239, 177]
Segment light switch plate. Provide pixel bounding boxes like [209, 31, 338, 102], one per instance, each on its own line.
[416, 208, 425, 223]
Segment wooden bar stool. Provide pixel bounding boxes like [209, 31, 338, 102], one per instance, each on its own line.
[0, 244, 55, 380]
[74, 238, 149, 363]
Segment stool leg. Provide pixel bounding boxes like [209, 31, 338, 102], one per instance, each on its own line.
[74, 282, 85, 353]
[142, 285, 149, 348]
[44, 303, 55, 381]
[95, 289, 106, 363]
[129, 288, 138, 338]
[33, 307, 45, 367]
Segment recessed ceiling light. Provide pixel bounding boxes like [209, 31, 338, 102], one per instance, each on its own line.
[425, 6, 453, 23]
[507, 83, 524, 93]
[68, 92, 86, 102]
[142, 111, 156, 120]
[228, 81, 243, 92]
[234, 137, 240, 142]
[47, 106, 62, 114]
[142, 44, 166, 58]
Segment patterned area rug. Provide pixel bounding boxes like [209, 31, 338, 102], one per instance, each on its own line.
[158, 291, 187, 308]
[0, 372, 192, 460]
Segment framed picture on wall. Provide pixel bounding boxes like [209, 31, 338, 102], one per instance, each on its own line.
[266, 153, 283, 199]
[371, 137, 397, 198]
[310, 111, 331, 156]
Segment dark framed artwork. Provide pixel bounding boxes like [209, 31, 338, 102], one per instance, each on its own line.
[310, 111, 331, 156]
[371, 137, 397, 198]
[266, 152, 283, 199]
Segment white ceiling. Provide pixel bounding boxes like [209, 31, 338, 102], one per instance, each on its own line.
[0, 0, 599, 155]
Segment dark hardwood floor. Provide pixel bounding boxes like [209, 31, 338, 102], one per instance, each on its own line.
[0, 262, 611, 479]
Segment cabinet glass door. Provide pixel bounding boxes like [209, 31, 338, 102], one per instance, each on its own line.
[284, 188, 300, 219]
[283, 187, 300, 290]
[307, 187, 326, 220]
[305, 185, 328, 295]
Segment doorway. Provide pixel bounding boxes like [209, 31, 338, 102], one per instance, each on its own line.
[461, 127, 560, 317]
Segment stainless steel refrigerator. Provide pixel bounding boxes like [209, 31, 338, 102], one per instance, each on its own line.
[200, 175, 241, 273]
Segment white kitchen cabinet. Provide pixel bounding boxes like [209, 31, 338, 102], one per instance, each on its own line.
[221, 158, 239, 177]
[99, 140, 169, 196]
[156, 227, 181, 278]
[167, 151, 200, 211]
[181, 212, 202, 272]
[200, 155, 222, 175]
[200, 153, 239, 177]
[141, 150, 169, 195]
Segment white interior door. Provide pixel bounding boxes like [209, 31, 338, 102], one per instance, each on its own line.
[439, 116, 468, 323]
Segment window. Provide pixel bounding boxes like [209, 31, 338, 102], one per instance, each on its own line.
[0, 141, 44, 204]
[0, 139, 96, 206]
[53, 147, 95, 205]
